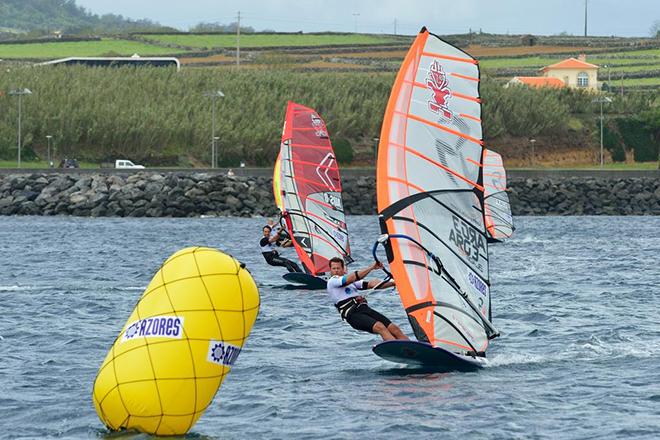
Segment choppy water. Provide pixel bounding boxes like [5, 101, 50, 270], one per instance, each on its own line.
[1, 216, 659, 439]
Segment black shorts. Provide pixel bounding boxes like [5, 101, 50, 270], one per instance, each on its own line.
[346, 303, 392, 333]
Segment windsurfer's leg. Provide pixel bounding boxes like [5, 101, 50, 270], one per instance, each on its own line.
[387, 323, 409, 340]
[266, 255, 288, 269]
[281, 258, 302, 273]
[372, 321, 395, 341]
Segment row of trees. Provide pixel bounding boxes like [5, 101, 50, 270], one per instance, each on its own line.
[0, 65, 656, 166]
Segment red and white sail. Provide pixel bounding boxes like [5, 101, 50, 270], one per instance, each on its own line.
[277, 101, 351, 275]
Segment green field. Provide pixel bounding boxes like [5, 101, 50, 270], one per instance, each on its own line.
[617, 77, 660, 87]
[480, 57, 559, 69]
[480, 48, 660, 70]
[140, 33, 406, 48]
[0, 39, 181, 59]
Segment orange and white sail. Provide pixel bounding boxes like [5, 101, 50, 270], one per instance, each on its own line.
[276, 101, 352, 275]
[377, 28, 498, 356]
[482, 149, 514, 241]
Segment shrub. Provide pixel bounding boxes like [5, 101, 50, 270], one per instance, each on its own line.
[333, 138, 353, 164]
[603, 122, 626, 162]
[616, 118, 657, 162]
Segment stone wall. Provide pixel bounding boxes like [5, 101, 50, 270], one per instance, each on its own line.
[0, 172, 658, 217]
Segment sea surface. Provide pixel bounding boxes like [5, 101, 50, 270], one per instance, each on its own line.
[1, 215, 659, 439]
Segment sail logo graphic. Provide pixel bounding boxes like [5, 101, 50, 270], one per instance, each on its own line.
[310, 114, 328, 138]
[426, 60, 453, 119]
[121, 316, 184, 342]
[323, 192, 342, 210]
[468, 271, 487, 297]
[448, 215, 486, 263]
[317, 153, 337, 191]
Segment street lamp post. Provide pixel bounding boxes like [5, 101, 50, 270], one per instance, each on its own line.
[46, 135, 53, 167]
[592, 96, 613, 169]
[529, 138, 536, 167]
[213, 136, 220, 169]
[9, 88, 32, 168]
[204, 90, 224, 169]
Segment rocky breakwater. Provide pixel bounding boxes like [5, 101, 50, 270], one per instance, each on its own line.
[0, 171, 658, 217]
[0, 172, 279, 217]
[508, 177, 660, 215]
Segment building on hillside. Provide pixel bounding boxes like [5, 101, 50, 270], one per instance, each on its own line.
[506, 54, 600, 90]
[37, 55, 180, 71]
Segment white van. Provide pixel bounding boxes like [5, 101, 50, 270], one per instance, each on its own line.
[115, 159, 145, 169]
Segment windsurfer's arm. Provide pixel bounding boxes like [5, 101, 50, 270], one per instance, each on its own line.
[342, 261, 381, 286]
[366, 279, 395, 289]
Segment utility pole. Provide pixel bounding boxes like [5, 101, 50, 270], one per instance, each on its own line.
[353, 13, 359, 33]
[394, 18, 397, 35]
[584, 0, 588, 37]
[236, 11, 241, 67]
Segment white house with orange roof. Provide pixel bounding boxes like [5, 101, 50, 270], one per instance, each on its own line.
[507, 54, 600, 90]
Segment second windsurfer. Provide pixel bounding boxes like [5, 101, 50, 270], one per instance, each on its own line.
[260, 225, 302, 272]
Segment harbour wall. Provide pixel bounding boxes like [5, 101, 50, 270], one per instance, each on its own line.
[0, 169, 658, 217]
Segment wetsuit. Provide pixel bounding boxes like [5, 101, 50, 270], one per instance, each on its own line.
[260, 236, 302, 273]
[327, 275, 392, 333]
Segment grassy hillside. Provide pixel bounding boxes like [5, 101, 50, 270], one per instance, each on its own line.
[0, 0, 165, 35]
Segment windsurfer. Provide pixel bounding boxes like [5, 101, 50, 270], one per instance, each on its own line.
[266, 218, 292, 247]
[260, 225, 301, 272]
[327, 257, 408, 341]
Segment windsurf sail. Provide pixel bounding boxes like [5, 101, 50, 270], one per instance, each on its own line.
[482, 149, 515, 242]
[376, 28, 499, 358]
[276, 101, 352, 275]
[273, 152, 283, 211]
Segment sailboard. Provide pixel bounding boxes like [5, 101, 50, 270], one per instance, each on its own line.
[482, 149, 515, 242]
[373, 27, 500, 370]
[282, 272, 328, 290]
[275, 101, 352, 287]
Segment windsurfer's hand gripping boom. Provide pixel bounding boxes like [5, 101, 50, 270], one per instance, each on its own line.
[343, 261, 394, 289]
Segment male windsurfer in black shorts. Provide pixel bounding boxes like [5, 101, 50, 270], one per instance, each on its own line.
[260, 225, 302, 272]
[327, 257, 408, 341]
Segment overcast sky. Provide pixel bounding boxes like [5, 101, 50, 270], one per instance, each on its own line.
[74, 0, 658, 37]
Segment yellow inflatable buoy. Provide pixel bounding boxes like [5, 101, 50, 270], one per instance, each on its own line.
[92, 247, 260, 436]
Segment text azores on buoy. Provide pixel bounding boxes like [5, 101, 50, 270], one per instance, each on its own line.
[92, 247, 260, 435]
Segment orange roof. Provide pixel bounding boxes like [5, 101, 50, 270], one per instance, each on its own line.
[510, 76, 565, 88]
[542, 57, 599, 71]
